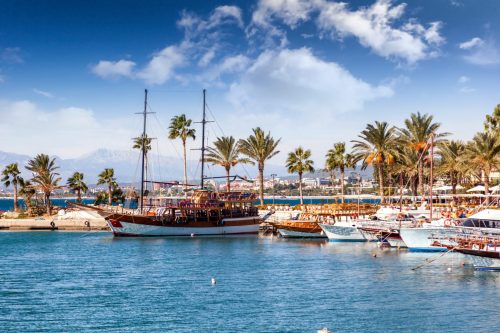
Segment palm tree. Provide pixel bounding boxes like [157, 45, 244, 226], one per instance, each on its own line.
[97, 168, 117, 206]
[437, 140, 466, 195]
[25, 154, 61, 215]
[286, 147, 314, 205]
[1, 163, 23, 212]
[133, 133, 153, 184]
[484, 104, 500, 133]
[388, 145, 420, 206]
[465, 132, 500, 204]
[352, 121, 398, 203]
[168, 114, 196, 191]
[239, 127, 281, 205]
[325, 142, 356, 203]
[19, 179, 35, 213]
[399, 112, 447, 196]
[204, 136, 253, 192]
[67, 172, 88, 203]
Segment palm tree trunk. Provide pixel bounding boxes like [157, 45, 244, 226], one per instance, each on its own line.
[484, 170, 490, 205]
[77, 188, 81, 203]
[299, 172, 304, 205]
[418, 160, 424, 197]
[258, 162, 264, 205]
[378, 163, 384, 203]
[183, 140, 188, 192]
[108, 185, 112, 206]
[330, 171, 335, 191]
[451, 172, 457, 196]
[45, 193, 51, 215]
[13, 181, 18, 212]
[341, 168, 345, 204]
[226, 167, 231, 192]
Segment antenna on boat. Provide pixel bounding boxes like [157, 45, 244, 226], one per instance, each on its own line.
[135, 89, 154, 213]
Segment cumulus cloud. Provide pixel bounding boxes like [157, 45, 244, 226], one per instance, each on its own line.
[0, 100, 136, 158]
[459, 37, 500, 65]
[91, 59, 136, 78]
[228, 48, 392, 115]
[250, 0, 444, 64]
[92, 5, 244, 85]
[137, 45, 186, 85]
[457, 76, 469, 83]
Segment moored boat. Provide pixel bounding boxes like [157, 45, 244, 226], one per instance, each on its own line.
[319, 220, 367, 242]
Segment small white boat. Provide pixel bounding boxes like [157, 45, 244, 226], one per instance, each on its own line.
[319, 221, 366, 242]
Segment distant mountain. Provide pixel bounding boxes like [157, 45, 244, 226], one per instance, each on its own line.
[0, 149, 372, 188]
[0, 149, 290, 186]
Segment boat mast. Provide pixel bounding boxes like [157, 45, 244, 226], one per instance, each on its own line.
[200, 89, 206, 189]
[429, 133, 434, 220]
[139, 89, 148, 213]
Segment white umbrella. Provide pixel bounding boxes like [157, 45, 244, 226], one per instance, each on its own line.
[433, 185, 464, 192]
[466, 185, 485, 193]
[490, 185, 499, 193]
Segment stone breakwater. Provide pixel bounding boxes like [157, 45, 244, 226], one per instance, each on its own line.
[0, 218, 109, 231]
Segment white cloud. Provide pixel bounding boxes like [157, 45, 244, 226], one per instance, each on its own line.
[211, 5, 243, 28]
[459, 37, 484, 50]
[196, 54, 250, 86]
[91, 59, 136, 78]
[459, 38, 500, 65]
[228, 48, 392, 115]
[457, 76, 469, 84]
[315, 0, 444, 63]
[0, 100, 136, 158]
[252, 0, 313, 28]
[225, 48, 393, 158]
[450, 0, 462, 7]
[33, 88, 54, 98]
[137, 45, 186, 85]
[198, 49, 216, 67]
[250, 0, 444, 64]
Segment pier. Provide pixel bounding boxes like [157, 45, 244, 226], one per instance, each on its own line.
[0, 218, 109, 231]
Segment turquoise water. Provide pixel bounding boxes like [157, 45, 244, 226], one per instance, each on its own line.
[0, 197, 379, 211]
[0, 233, 498, 332]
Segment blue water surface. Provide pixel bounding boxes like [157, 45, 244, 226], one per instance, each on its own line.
[0, 232, 498, 332]
[0, 197, 380, 211]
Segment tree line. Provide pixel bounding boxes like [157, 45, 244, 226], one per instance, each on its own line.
[2, 105, 499, 214]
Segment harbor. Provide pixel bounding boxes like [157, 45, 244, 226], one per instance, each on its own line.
[1, 0, 500, 332]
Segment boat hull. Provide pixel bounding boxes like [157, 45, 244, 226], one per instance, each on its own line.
[277, 228, 326, 238]
[107, 217, 261, 237]
[399, 227, 449, 252]
[319, 223, 366, 242]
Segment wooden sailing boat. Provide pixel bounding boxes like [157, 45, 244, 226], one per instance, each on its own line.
[73, 89, 261, 236]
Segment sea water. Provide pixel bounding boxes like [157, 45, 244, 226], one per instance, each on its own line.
[0, 197, 380, 211]
[0, 232, 498, 332]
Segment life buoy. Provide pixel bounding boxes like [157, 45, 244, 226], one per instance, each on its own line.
[444, 219, 452, 227]
[50, 221, 56, 228]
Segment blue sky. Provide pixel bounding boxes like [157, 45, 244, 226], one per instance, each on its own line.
[1, 0, 499, 168]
